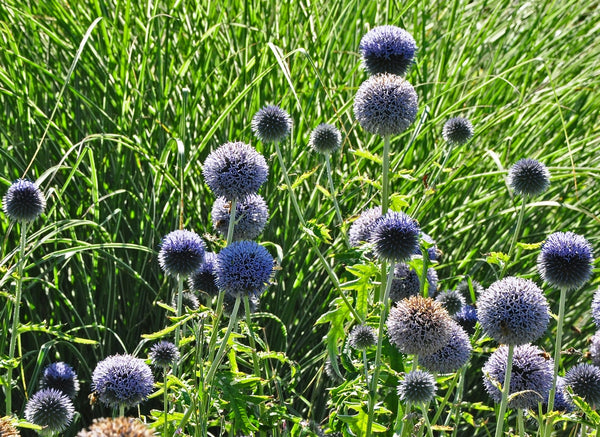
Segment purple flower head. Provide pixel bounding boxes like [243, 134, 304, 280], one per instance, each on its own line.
[349, 206, 382, 247]
[442, 117, 473, 145]
[370, 211, 420, 262]
[172, 291, 200, 311]
[564, 363, 600, 408]
[92, 354, 154, 410]
[25, 388, 74, 435]
[387, 295, 453, 355]
[592, 289, 600, 328]
[77, 417, 154, 437]
[453, 304, 478, 336]
[149, 341, 179, 369]
[456, 279, 484, 301]
[202, 141, 268, 200]
[309, 123, 342, 155]
[211, 194, 268, 241]
[590, 331, 600, 367]
[389, 262, 438, 302]
[359, 25, 417, 76]
[39, 362, 80, 399]
[483, 344, 553, 409]
[3, 179, 46, 222]
[348, 324, 377, 350]
[215, 241, 273, 297]
[477, 276, 549, 345]
[354, 73, 418, 137]
[507, 158, 550, 197]
[251, 105, 292, 144]
[420, 323, 472, 374]
[397, 370, 436, 404]
[188, 252, 219, 296]
[158, 229, 205, 277]
[435, 289, 466, 316]
[537, 231, 593, 291]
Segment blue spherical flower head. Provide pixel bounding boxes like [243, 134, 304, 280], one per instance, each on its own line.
[591, 331, 600, 367]
[507, 158, 550, 197]
[537, 231, 593, 291]
[483, 344, 553, 409]
[77, 417, 154, 437]
[456, 279, 484, 301]
[360, 25, 417, 76]
[348, 324, 377, 350]
[435, 289, 466, 316]
[149, 341, 180, 369]
[564, 363, 600, 408]
[216, 241, 273, 297]
[309, 123, 342, 155]
[397, 370, 436, 404]
[592, 289, 600, 328]
[39, 362, 80, 399]
[389, 262, 438, 302]
[158, 229, 205, 277]
[251, 105, 292, 144]
[354, 73, 418, 137]
[349, 206, 382, 247]
[420, 322, 472, 374]
[442, 117, 474, 145]
[189, 252, 219, 296]
[477, 276, 549, 345]
[25, 388, 74, 435]
[172, 291, 200, 311]
[3, 179, 46, 222]
[211, 194, 268, 241]
[203, 141, 269, 200]
[92, 354, 154, 410]
[453, 304, 478, 336]
[370, 211, 420, 263]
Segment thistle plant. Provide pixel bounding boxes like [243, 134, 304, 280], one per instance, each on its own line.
[149, 341, 179, 437]
[24, 388, 74, 436]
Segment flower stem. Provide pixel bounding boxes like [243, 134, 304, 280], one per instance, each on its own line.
[382, 135, 391, 215]
[501, 197, 527, 278]
[205, 295, 240, 386]
[174, 274, 184, 375]
[495, 343, 515, 437]
[421, 403, 435, 437]
[226, 198, 237, 245]
[517, 409, 525, 437]
[163, 370, 169, 437]
[325, 155, 349, 247]
[244, 294, 266, 436]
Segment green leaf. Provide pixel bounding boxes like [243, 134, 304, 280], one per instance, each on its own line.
[17, 323, 97, 345]
[516, 241, 543, 250]
[352, 148, 382, 164]
[338, 404, 388, 433]
[303, 220, 332, 244]
[291, 166, 318, 190]
[389, 193, 410, 211]
[486, 251, 509, 266]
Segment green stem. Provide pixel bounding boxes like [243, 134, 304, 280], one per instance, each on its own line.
[325, 155, 349, 247]
[382, 135, 391, 215]
[119, 404, 125, 417]
[517, 409, 525, 437]
[244, 294, 266, 437]
[421, 403, 435, 437]
[173, 274, 184, 375]
[6, 223, 27, 415]
[448, 366, 468, 436]
[226, 198, 238, 245]
[204, 295, 240, 387]
[501, 198, 527, 278]
[495, 343, 515, 437]
[163, 370, 169, 437]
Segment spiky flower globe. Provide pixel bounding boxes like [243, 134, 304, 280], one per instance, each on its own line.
[592, 289, 600, 328]
[39, 362, 80, 400]
[0, 417, 20, 436]
[389, 263, 438, 302]
[309, 123, 342, 155]
[483, 344, 553, 409]
[149, 341, 179, 369]
[348, 324, 377, 350]
[456, 279, 484, 301]
[251, 105, 292, 144]
[564, 363, 600, 408]
[91, 354, 154, 410]
[359, 25, 417, 76]
[370, 211, 420, 262]
[211, 194, 268, 241]
[215, 241, 273, 297]
[435, 289, 466, 316]
[507, 158, 550, 197]
[537, 231, 594, 291]
[442, 117, 473, 145]
[158, 229, 205, 277]
[76, 417, 154, 437]
[397, 370, 436, 404]
[453, 304, 478, 336]
[188, 252, 219, 296]
[202, 141, 268, 200]
[172, 291, 200, 311]
[3, 179, 46, 222]
[548, 376, 574, 412]
[387, 295, 454, 355]
[477, 276, 549, 345]
[591, 331, 600, 367]
[354, 73, 418, 137]
[349, 206, 382, 247]
[420, 323, 472, 373]
[24, 388, 74, 435]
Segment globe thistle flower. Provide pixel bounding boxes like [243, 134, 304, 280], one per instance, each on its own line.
[0, 417, 20, 436]
[370, 211, 420, 263]
[456, 279, 484, 301]
[590, 331, 600, 367]
[24, 388, 74, 435]
[2, 179, 46, 222]
[435, 290, 466, 316]
[348, 324, 377, 350]
[548, 376, 574, 412]
[359, 25, 417, 76]
[442, 117, 473, 145]
[482, 344, 553, 409]
[537, 231, 594, 291]
[172, 291, 200, 311]
[420, 323, 472, 373]
[202, 141, 268, 200]
[453, 304, 478, 336]
[592, 289, 600, 328]
[158, 229, 205, 277]
[349, 206, 382, 247]
[564, 363, 600, 408]
[251, 105, 292, 144]
[397, 370, 437, 404]
[211, 194, 268, 241]
[477, 276, 549, 345]
[507, 158, 550, 197]
[215, 241, 273, 297]
[91, 354, 154, 410]
[188, 252, 219, 296]
[149, 341, 179, 369]
[76, 417, 154, 437]
[354, 73, 418, 137]
[39, 362, 80, 399]
[389, 263, 438, 302]
[387, 295, 454, 355]
[417, 232, 440, 261]
[309, 123, 342, 155]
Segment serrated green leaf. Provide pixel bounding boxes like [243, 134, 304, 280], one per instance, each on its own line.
[352, 148, 382, 164]
[17, 323, 98, 345]
[516, 241, 543, 250]
[292, 166, 318, 190]
[486, 251, 509, 266]
[389, 193, 410, 211]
